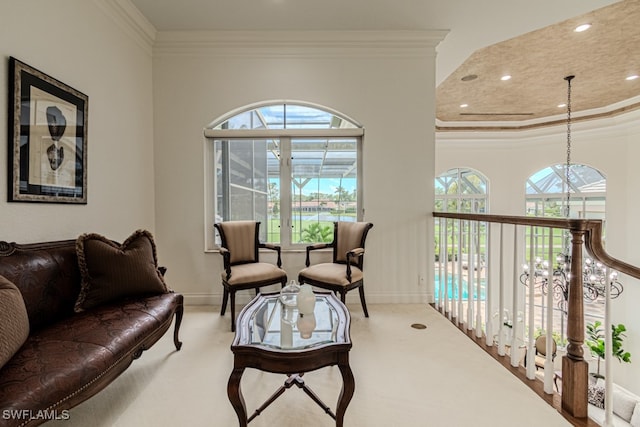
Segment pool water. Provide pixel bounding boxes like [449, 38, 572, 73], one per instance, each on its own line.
[434, 275, 486, 300]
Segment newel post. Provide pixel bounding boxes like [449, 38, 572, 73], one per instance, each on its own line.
[561, 228, 589, 418]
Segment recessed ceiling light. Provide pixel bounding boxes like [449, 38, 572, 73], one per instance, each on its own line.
[575, 23, 592, 32]
[626, 75, 639, 81]
[558, 103, 567, 108]
[501, 75, 511, 81]
[460, 104, 469, 108]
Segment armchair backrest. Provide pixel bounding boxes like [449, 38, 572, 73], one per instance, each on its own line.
[215, 221, 260, 265]
[534, 335, 557, 359]
[333, 221, 373, 265]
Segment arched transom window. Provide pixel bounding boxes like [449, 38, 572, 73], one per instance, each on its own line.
[525, 163, 606, 219]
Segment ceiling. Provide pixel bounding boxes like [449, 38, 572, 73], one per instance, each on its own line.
[437, 0, 640, 129]
[129, 0, 638, 129]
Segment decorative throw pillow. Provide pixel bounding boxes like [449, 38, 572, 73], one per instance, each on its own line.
[588, 383, 605, 409]
[75, 230, 168, 312]
[613, 385, 638, 422]
[0, 275, 30, 369]
[630, 401, 640, 427]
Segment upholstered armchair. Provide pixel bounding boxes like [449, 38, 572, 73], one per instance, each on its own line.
[214, 221, 287, 331]
[524, 335, 557, 370]
[298, 221, 373, 317]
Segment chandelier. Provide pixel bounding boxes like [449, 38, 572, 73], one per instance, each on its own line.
[520, 256, 623, 312]
[519, 75, 623, 310]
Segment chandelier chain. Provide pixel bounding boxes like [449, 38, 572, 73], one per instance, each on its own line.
[565, 75, 574, 220]
[518, 74, 623, 309]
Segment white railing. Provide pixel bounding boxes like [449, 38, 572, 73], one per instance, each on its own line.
[433, 212, 639, 424]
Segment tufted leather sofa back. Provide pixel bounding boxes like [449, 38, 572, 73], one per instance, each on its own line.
[0, 240, 81, 332]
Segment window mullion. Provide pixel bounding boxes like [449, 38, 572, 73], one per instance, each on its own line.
[280, 137, 292, 247]
[221, 140, 230, 220]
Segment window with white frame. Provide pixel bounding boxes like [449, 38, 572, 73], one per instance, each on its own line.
[524, 163, 607, 278]
[524, 163, 608, 331]
[435, 168, 488, 214]
[204, 102, 364, 250]
[525, 163, 606, 220]
[434, 167, 489, 271]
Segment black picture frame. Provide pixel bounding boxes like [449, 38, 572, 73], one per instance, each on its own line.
[8, 57, 88, 204]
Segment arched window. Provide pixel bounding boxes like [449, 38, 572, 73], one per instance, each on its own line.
[204, 102, 364, 250]
[524, 163, 607, 326]
[525, 163, 606, 220]
[434, 168, 489, 274]
[435, 168, 488, 213]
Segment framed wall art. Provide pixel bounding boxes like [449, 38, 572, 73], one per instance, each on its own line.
[8, 57, 88, 203]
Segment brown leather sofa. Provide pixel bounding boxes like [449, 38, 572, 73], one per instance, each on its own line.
[0, 238, 183, 427]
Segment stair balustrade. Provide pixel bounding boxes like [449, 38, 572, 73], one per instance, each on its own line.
[432, 212, 640, 424]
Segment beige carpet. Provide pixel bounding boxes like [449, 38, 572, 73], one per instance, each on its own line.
[47, 304, 571, 427]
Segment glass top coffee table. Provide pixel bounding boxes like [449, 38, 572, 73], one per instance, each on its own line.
[227, 290, 354, 426]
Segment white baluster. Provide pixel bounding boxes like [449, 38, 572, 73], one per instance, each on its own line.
[604, 270, 613, 426]
[475, 221, 483, 338]
[544, 228, 555, 394]
[467, 220, 474, 330]
[457, 219, 463, 325]
[498, 223, 506, 356]
[526, 228, 536, 379]
[511, 225, 520, 368]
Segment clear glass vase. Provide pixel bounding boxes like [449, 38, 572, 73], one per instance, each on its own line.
[279, 279, 300, 308]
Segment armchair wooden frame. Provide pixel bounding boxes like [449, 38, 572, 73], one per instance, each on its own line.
[215, 221, 287, 331]
[298, 222, 373, 317]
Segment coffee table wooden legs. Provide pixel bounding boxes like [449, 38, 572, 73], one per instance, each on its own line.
[227, 363, 354, 426]
[336, 361, 355, 427]
[227, 367, 248, 427]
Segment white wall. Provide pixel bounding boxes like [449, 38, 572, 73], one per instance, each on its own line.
[151, 31, 445, 306]
[436, 108, 640, 393]
[0, 0, 156, 243]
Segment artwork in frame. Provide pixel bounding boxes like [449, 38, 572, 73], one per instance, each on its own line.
[8, 57, 88, 203]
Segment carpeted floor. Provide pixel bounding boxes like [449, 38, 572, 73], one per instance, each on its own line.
[47, 303, 571, 427]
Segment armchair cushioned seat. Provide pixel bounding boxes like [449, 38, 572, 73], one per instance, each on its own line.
[298, 264, 363, 286]
[222, 263, 287, 286]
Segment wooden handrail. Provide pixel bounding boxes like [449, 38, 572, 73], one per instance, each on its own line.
[432, 211, 638, 419]
[433, 211, 598, 230]
[585, 221, 640, 280]
[433, 212, 640, 279]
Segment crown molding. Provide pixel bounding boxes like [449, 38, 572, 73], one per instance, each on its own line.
[153, 30, 448, 58]
[436, 95, 640, 133]
[436, 104, 640, 148]
[92, 0, 157, 55]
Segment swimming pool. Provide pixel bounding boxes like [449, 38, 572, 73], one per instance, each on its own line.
[434, 275, 486, 300]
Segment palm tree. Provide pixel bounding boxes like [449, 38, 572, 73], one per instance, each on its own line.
[301, 223, 333, 243]
[268, 182, 279, 216]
